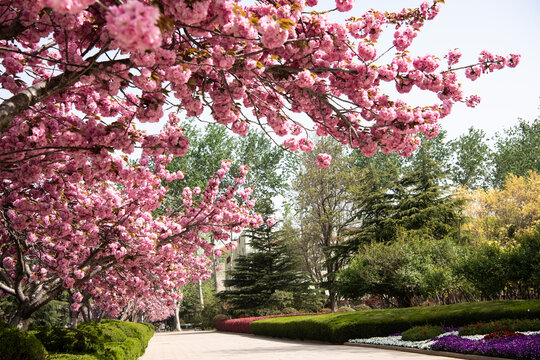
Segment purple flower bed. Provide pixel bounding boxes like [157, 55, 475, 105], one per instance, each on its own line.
[431, 334, 540, 360]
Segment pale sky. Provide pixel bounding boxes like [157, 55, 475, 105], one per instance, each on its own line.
[339, 0, 540, 140]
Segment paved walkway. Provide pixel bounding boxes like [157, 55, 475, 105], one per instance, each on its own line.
[139, 331, 459, 360]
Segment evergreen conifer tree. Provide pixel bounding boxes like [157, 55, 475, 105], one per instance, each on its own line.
[219, 224, 317, 316]
[394, 147, 463, 239]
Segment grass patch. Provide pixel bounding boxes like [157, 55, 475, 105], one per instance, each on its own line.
[250, 300, 540, 343]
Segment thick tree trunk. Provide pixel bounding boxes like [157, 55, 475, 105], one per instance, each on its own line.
[10, 304, 34, 330]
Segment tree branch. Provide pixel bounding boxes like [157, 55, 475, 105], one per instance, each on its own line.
[0, 57, 130, 133]
[0, 18, 27, 40]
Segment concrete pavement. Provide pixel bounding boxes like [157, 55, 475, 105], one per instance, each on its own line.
[139, 331, 460, 360]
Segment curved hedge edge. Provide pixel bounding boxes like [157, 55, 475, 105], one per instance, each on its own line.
[216, 313, 322, 334]
[251, 300, 540, 344]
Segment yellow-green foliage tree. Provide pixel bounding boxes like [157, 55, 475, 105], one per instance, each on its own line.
[464, 171, 540, 243]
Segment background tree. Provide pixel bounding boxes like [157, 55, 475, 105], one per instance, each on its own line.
[292, 138, 361, 311]
[341, 160, 400, 254]
[394, 147, 463, 240]
[492, 118, 540, 188]
[464, 171, 540, 243]
[163, 122, 294, 325]
[448, 127, 492, 189]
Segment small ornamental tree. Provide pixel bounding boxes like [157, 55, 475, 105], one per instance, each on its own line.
[0, 0, 519, 328]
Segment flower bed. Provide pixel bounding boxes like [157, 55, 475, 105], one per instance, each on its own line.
[216, 313, 319, 334]
[349, 330, 540, 359]
[431, 333, 540, 359]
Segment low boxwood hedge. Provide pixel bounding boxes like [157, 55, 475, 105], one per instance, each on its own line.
[32, 326, 99, 355]
[0, 320, 153, 360]
[77, 320, 154, 360]
[0, 325, 47, 360]
[250, 300, 540, 343]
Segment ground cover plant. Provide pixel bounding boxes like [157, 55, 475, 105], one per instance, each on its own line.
[250, 300, 540, 343]
[349, 325, 540, 359]
[430, 333, 540, 360]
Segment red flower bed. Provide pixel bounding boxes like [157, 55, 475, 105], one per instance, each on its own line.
[483, 330, 525, 340]
[216, 313, 319, 334]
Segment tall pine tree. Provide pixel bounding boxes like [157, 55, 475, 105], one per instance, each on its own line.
[219, 224, 317, 316]
[394, 146, 463, 239]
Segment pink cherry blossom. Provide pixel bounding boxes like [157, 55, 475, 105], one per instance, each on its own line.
[106, 1, 162, 51]
[316, 153, 332, 168]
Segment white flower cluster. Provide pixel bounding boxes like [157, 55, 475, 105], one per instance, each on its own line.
[349, 330, 540, 350]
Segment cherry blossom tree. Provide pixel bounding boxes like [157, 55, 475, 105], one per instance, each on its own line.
[0, 0, 519, 327]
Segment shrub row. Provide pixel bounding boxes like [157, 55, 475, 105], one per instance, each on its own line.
[76, 319, 154, 360]
[0, 320, 154, 360]
[250, 300, 540, 343]
[215, 313, 320, 333]
[0, 325, 47, 360]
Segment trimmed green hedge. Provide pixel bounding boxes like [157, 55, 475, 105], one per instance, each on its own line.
[250, 300, 540, 343]
[32, 326, 99, 355]
[47, 355, 99, 360]
[76, 320, 154, 360]
[0, 325, 47, 360]
[0, 320, 153, 360]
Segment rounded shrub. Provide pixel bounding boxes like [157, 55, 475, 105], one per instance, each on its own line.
[33, 326, 99, 354]
[401, 325, 443, 341]
[281, 307, 298, 314]
[337, 306, 355, 313]
[320, 308, 332, 313]
[353, 304, 372, 311]
[77, 322, 128, 343]
[0, 325, 47, 360]
[213, 314, 229, 325]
